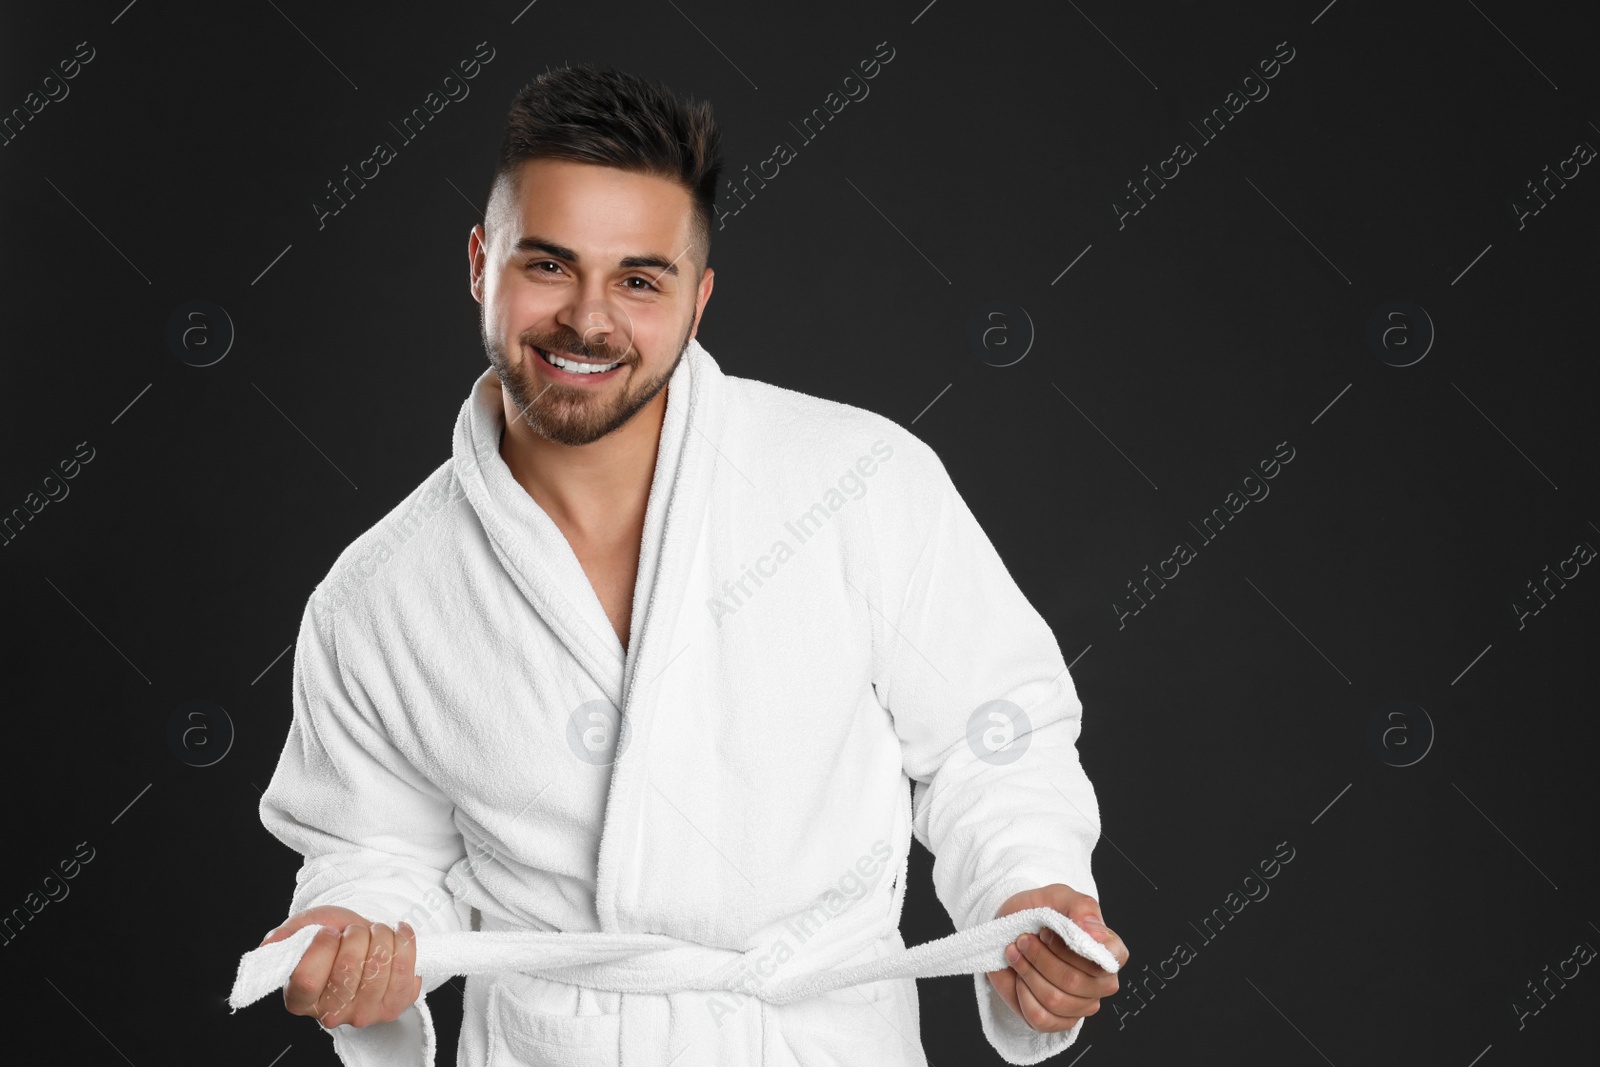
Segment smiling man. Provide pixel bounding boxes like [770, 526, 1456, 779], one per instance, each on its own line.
[252, 65, 1127, 1066]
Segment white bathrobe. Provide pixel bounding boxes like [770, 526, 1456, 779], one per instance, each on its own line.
[247, 338, 1107, 1066]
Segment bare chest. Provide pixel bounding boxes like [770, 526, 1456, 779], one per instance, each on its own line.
[570, 537, 641, 652]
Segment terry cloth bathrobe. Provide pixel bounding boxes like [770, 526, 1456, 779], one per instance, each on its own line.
[241, 337, 1110, 1066]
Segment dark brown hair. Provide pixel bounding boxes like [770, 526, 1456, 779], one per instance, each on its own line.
[489, 64, 723, 270]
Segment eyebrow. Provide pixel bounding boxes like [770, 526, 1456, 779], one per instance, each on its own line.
[513, 235, 680, 277]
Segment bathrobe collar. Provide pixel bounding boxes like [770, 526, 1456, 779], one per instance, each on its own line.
[451, 337, 728, 931]
[453, 336, 722, 705]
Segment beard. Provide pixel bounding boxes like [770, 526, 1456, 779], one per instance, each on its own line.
[482, 310, 694, 447]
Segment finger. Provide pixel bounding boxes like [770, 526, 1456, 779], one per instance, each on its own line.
[1014, 966, 1078, 1033]
[349, 924, 397, 1027]
[1019, 932, 1107, 996]
[282, 925, 342, 1016]
[1068, 915, 1132, 972]
[1038, 926, 1118, 982]
[379, 921, 420, 1021]
[262, 913, 318, 947]
[1007, 937, 1100, 1022]
[318, 923, 372, 1027]
[1036, 929, 1122, 1005]
[1093, 923, 1131, 970]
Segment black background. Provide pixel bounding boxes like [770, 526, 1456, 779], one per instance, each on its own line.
[2, 1, 1596, 1064]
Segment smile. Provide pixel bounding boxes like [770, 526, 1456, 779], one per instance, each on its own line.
[534, 346, 624, 377]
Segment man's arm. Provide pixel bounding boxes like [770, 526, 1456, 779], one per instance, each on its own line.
[256, 594, 471, 1052]
[871, 435, 1126, 1063]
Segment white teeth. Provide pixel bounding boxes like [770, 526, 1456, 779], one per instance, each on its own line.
[540, 348, 619, 374]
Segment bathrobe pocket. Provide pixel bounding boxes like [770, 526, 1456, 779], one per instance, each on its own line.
[486, 973, 621, 1066]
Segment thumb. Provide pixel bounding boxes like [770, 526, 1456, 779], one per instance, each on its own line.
[258, 908, 331, 946]
[260, 905, 366, 946]
[258, 918, 308, 947]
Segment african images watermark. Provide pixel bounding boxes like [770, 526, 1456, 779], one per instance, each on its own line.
[312, 41, 497, 230]
[1, 840, 96, 947]
[704, 838, 895, 1026]
[1366, 699, 1434, 768]
[313, 433, 499, 625]
[0, 39, 96, 149]
[1365, 300, 1435, 368]
[966, 699, 1032, 766]
[1114, 440, 1297, 629]
[1112, 839, 1296, 1029]
[704, 439, 895, 627]
[1510, 134, 1595, 231]
[167, 300, 237, 367]
[1, 440, 97, 549]
[1513, 933, 1595, 1030]
[715, 40, 896, 230]
[565, 697, 630, 766]
[1114, 40, 1297, 230]
[967, 302, 1035, 367]
[167, 699, 235, 768]
[1512, 533, 1594, 630]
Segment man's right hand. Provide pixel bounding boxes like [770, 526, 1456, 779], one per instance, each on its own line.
[259, 905, 421, 1028]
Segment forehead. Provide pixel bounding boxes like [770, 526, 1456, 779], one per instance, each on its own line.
[498, 158, 694, 255]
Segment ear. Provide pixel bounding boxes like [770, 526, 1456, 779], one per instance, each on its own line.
[468, 224, 488, 305]
[690, 266, 714, 339]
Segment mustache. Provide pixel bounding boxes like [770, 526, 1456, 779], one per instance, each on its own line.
[523, 331, 631, 362]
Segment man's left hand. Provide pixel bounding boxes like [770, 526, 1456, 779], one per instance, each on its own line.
[985, 884, 1129, 1033]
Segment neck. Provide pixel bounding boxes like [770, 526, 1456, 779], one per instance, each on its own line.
[497, 386, 667, 544]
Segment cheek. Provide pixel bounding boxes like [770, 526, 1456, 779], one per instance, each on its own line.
[604, 299, 671, 352]
[631, 299, 690, 344]
[499, 283, 565, 331]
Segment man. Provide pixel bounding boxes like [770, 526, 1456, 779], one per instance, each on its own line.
[253, 65, 1128, 1065]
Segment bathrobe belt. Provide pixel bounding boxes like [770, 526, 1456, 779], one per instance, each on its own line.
[230, 905, 1116, 1013]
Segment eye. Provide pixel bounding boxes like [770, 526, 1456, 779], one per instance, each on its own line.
[527, 260, 564, 275]
[623, 276, 659, 293]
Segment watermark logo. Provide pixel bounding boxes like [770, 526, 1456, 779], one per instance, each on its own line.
[167, 699, 234, 767]
[569, 297, 636, 362]
[966, 699, 1031, 765]
[967, 302, 1034, 367]
[1365, 300, 1433, 367]
[167, 300, 235, 367]
[565, 698, 630, 766]
[1366, 699, 1433, 768]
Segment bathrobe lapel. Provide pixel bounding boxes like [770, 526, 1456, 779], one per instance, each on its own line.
[597, 337, 724, 933]
[456, 371, 626, 708]
[453, 339, 726, 932]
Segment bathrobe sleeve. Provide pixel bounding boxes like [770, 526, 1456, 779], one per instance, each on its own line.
[258, 593, 471, 1066]
[873, 439, 1104, 1065]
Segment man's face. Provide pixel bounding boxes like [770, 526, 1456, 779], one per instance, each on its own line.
[469, 158, 713, 447]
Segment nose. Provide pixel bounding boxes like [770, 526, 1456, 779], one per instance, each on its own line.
[574, 304, 614, 349]
[556, 293, 636, 360]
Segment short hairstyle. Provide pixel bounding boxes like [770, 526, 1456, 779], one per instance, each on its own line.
[488, 64, 723, 272]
